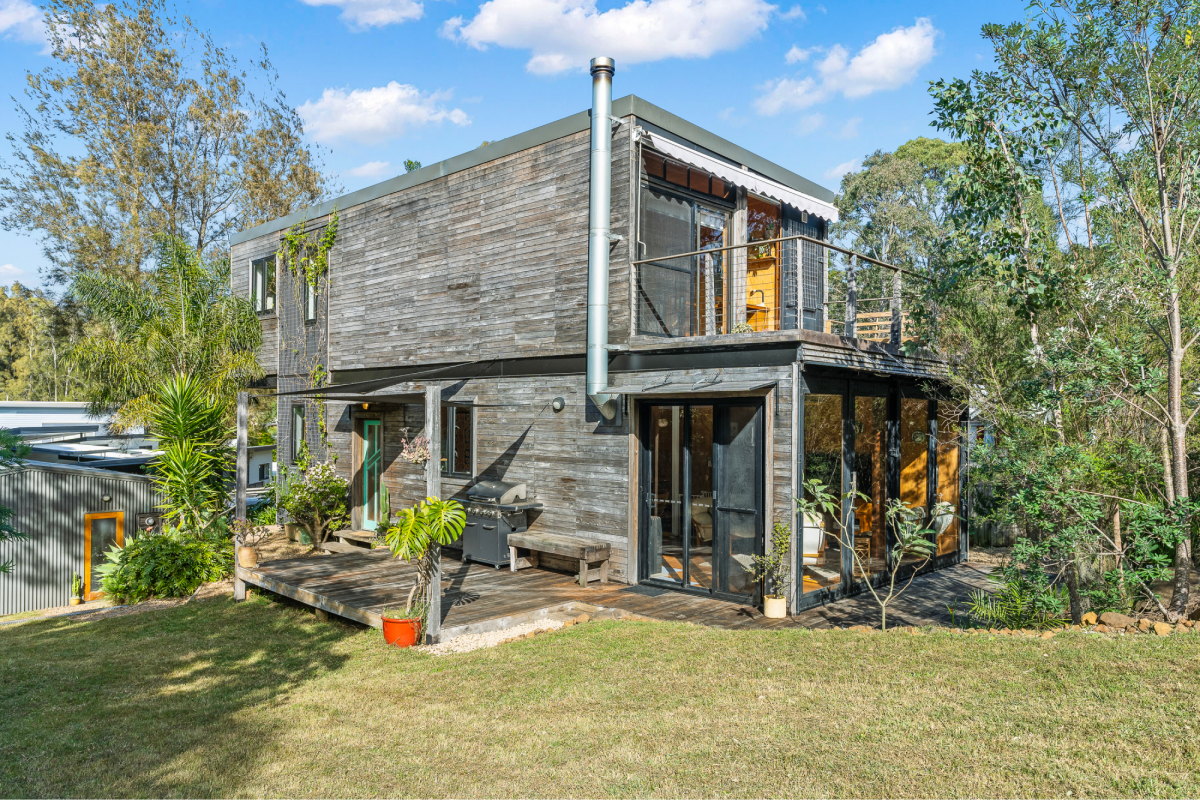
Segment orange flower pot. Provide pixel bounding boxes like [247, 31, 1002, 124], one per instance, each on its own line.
[382, 616, 422, 648]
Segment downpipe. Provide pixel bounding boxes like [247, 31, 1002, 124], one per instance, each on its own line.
[586, 56, 620, 421]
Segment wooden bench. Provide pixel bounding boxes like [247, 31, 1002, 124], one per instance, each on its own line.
[507, 533, 611, 587]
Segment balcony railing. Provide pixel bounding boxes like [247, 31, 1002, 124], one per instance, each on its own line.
[633, 232, 924, 347]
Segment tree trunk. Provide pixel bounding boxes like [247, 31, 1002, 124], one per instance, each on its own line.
[1065, 558, 1083, 625]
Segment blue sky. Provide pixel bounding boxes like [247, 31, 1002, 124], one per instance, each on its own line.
[0, 0, 1026, 292]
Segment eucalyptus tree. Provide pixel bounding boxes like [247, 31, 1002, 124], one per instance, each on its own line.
[70, 236, 262, 431]
[0, 0, 332, 285]
[931, 0, 1200, 618]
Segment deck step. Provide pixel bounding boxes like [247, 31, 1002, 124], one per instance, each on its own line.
[333, 529, 380, 545]
[319, 540, 359, 554]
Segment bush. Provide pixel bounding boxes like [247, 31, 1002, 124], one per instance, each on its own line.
[965, 568, 1068, 630]
[97, 525, 232, 603]
[280, 462, 348, 548]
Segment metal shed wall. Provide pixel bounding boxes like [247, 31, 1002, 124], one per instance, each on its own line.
[0, 463, 162, 615]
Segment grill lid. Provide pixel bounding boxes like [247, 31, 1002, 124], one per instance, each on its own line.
[466, 480, 527, 505]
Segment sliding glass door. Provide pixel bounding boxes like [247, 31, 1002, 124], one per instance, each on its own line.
[641, 400, 763, 600]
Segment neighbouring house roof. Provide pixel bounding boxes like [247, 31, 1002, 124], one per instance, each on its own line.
[229, 95, 836, 247]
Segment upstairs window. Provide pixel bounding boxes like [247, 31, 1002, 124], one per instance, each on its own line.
[303, 279, 318, 322]
[251, 257, 276, 314]
[440, 404, 473, 477]
[291, 404, 306, 463]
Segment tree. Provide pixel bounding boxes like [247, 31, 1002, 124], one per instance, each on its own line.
[147, 375, 232, 529]
[0, 284, 93, 401]
[0, 430, 29, 575]
[70, 236, 262, 431]
[0, 0, 332, 285]
[931, 0, 1200, 618]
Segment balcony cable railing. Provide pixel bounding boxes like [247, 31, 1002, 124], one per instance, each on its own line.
[632, 231, 929, 346]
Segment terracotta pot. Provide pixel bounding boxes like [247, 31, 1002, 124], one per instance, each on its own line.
[69, 597, 81, 606]
[763, 595, 787, 619]
[237, 545, 259, 569]
[381, 616, 422, 648]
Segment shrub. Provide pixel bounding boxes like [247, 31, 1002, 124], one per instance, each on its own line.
[965, 567, 1068, 630]
[97, 525, 232, 603]
[279, 462, 348, 548]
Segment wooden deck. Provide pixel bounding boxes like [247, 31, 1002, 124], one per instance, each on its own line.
[236, 550, 995, 640]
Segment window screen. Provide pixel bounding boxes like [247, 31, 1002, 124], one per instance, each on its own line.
[638, 189, 694, 337]
[291, 404, 306, 463]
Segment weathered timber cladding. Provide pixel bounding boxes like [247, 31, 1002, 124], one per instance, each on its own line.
[233, 235, 282, 378]
[231, 120, 635, 379]
[321, 364, 794, 584]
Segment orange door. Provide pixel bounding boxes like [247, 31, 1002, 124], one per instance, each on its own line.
[84, 511, 124, 600]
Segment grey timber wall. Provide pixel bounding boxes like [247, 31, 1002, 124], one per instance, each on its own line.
[0, 463, 161, 615]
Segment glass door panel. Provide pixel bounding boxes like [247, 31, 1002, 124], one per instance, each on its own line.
[746, 196, 781, 331]
[802, 394, 843, 594]
[898, 398, 931, 567]
[646, 405, 685, 583]
[696, 207, 728, 336]
[361, 420, 382, 531]
[853, 395, 888, 580]
[935, 403, 962, 556]
[84, 512, 123, 600]
[715, 405, 762, 599]
[687, 406, 714, 590]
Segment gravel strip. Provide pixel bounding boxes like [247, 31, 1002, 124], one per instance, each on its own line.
[418, 618, 566, 655]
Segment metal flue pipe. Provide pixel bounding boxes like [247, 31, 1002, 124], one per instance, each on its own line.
[586, 56, 619, 421]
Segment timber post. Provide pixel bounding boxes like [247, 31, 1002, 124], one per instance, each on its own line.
[890, 268, 903, 346]
[234, 390, 248, 602]
[424, 383, 442, 643]
[845, 254, 858, 338]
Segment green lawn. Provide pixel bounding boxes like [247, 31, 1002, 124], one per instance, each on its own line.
[1, 595, 1198, 798]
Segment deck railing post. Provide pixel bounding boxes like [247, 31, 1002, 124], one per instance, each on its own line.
[890, 268, 903, 346]
[234, 390, 248, 602]
[845, 254, 857, 338]
[424, 383, 442, 644]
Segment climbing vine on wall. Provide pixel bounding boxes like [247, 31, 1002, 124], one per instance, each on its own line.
[279, 210, 339, 289]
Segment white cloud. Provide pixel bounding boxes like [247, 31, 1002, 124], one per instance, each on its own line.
[346, 160, 392, 178]
[443, 0, 774, 75]
[755, 18, 938, 115]
[795, 113, 824, 135]
[0, 264, 20, 274]
[784, 45, 810, 64]
[824, 159, 859, 182]
[0, 0, 46, 47]
[298, 0, 423, 28]
[779, 5, 805, 21]
[298, 82, 470, 145]
[837, 116, 861, 139]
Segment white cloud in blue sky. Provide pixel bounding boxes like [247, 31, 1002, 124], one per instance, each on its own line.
[442, 0, 775, 75]
[824, 158, 860, 182]
[298, 82, 470, 145]
[0, 0, 46, 47]
[299, 0, 424, 28]
[346, 160, 392, 178]
[756, 18, 939, 115]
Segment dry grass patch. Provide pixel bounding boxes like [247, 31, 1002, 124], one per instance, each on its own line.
[1, 594, 1197, 798]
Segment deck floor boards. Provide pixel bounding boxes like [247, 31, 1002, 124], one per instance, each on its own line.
[238, 549, 994, 636]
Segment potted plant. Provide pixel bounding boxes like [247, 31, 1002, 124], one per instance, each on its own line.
[380, 586, 428, 648]
[233, 519, 270, 569]
[749, 521, 792, 619]
[70, 571, 83, 606]
[383, 496, 466, 645]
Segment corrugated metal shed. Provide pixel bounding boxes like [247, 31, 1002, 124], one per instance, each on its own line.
[0, 462, 162, 615]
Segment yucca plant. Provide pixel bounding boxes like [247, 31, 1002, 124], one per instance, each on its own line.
[147, 375, 232, 530]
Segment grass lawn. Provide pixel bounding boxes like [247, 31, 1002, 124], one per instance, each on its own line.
[1, 595, 1198, 798]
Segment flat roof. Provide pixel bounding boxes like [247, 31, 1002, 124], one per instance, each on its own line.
[230, 95, 835, 247]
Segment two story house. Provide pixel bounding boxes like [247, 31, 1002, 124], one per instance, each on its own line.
[231, 59, 963, 615]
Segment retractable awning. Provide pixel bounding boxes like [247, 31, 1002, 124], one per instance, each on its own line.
[614, 378, 778, 396]
[641, 132, 839, 223]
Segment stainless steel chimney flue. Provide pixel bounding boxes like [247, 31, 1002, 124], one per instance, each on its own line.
[586, 56, 619, 421]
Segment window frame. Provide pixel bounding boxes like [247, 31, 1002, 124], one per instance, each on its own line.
[291, 404, 306, 464]
[303, 278, 318, 323]
[439, 403, 475, 478]
[250, 256, 276, 315]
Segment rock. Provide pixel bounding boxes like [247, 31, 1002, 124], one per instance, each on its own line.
[1138, 618, 1153, 632]
[1182, 620, 1194, 628]
[562, 619, 575, 627]
[1153, 621, 1174, 637]
[1081, 611, 1098, 626]
[1041, 631, 1055, 640]
[1093, 624, 1110, 634]
[848, 625, 872, 632]
[1069, 624, 1081, 631]
[989, 628, 1000, 635]
[1125, 625, 1139, 635]
[574, 614, 590, 624]
[1099, 611, 1136, 629]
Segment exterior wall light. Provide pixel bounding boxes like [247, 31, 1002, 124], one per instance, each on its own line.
[551, 397, 566, 413]
[101, 495, 112, 503]
[361, 403, 370, 411]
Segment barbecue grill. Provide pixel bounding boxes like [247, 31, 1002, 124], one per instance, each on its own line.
[460, 480, 543, 567]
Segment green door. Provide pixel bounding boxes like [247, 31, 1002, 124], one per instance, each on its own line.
[362, 420, 382, 531]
